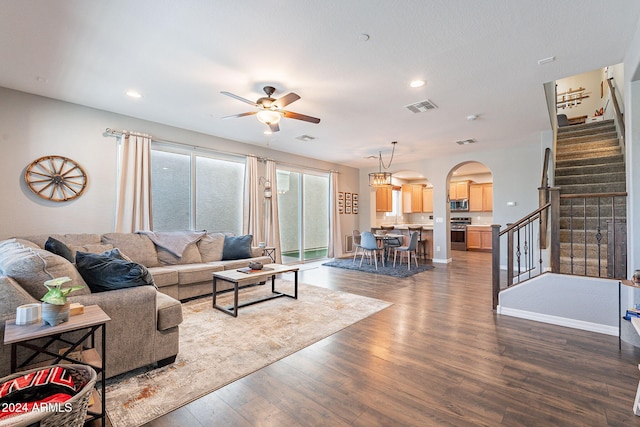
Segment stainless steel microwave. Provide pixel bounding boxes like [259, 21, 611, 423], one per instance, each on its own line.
[450, 199, 469, 212]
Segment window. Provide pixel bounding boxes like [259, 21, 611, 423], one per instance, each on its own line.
[151, 145, 244, 233]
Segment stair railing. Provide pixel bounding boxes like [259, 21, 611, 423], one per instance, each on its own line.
[606, 77, 625, 151]
[492, 188, 559, 309]
[492, 188, 628, 309]
[560, 191, 627, 279]
[538, 147, 552, 249]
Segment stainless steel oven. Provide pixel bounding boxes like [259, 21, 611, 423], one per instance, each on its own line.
[451, 217, 471, 251]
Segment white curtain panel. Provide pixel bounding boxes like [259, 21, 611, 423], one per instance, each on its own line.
[328, 171, 342, 258]
[265, 160, 282, 263]
[243, 155, 262, 241]
[115, 132, 152, 232]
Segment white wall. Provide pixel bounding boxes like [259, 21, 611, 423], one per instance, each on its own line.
[626, 16, 640, 278]
[0, 87, 358, 259]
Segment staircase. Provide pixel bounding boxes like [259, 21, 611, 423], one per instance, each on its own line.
[554, 119, 626, 277]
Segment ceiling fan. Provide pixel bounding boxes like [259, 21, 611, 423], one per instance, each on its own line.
[221, 86, 320, 133]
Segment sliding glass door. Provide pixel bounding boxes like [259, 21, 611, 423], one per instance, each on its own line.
[276, 169, 329, 263]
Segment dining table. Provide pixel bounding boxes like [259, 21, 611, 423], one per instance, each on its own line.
[374, 233, 405, 261]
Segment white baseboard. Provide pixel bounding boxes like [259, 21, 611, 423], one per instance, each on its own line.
[432, 257, 452, 264]
[497, 306, 619, 336]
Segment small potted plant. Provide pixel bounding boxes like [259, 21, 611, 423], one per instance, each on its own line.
[40, 277, 84, 326]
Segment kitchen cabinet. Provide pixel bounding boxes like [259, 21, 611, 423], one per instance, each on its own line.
[467, 226, 492, 251]
[422, 187, 433, 212]
[469, 183, 493, 212]
[449, 181, 470, 200]
[402, 184, 424, 213]
[376, 186, 393, 212]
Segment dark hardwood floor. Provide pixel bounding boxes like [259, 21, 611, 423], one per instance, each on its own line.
[141, 251, 640, 426]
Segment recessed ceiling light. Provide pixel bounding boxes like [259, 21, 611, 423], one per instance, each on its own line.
[409, 80, 426, 88]
[295, 135, 316, 142]
[466, 114, 478, 121]
[455, 138, 477, 145]
[125, 90, 143, 99]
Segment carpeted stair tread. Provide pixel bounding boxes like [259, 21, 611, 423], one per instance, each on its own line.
[557, 138, 620, 152]
[558, 182, 626, 194]
[555, 171, 626, 186]
[557, 133, 619, 146]
[556, 146, 622, 161]
[556, 154, 623, 168]
[557, 119, 614, 135]
[555, 162, 625, 177]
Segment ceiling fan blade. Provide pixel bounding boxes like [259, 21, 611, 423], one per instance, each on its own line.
[221, 111, 257, 119]
[272, 92, 301, 109]
[281, 110, 321, 124]
[269, 122, 280, 132]
[220, 91, 258, 106]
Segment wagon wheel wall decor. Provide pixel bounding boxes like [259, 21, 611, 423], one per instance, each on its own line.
[25, 155, 88, 202]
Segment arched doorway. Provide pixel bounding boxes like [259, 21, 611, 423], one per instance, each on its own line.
[447, 162, 493, 253]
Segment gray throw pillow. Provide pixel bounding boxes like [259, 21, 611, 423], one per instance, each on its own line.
[221, 235, 253, 260]
[75, 250, 155, 293]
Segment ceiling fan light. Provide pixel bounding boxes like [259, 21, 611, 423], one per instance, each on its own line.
[257, 110, 281, 125]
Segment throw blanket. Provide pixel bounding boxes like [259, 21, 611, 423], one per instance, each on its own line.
[138, 231, 206, 257]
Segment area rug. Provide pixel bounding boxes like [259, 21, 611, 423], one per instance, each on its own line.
[322, 257, 434, 277]
[103, 282, 391, 427]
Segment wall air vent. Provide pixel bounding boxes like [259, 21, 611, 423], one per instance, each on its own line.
[404, 99, 438, 113]
[455, 138, 478, 145]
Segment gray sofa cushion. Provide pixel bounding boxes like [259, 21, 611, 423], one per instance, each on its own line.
[101, 233, 160, 267]
[156, 292, 183, 331]
[0, 239, 89, 300]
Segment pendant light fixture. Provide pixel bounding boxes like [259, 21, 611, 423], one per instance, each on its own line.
[368, 141, 398, 187]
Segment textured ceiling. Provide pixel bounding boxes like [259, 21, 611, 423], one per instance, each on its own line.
[1, 0, 639, 169]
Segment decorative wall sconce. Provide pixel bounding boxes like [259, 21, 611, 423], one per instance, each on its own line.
[259, 176, 272, 198]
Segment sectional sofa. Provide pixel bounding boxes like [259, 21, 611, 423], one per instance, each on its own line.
[0, 231, 271, 379]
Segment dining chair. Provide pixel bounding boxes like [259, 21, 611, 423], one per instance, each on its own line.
[407, 225, 425, 259]
[359, 231, 385, 270]
[393, 231, 419, 270]
[352, 229, 363, 262]
[380, 225, 402, 259]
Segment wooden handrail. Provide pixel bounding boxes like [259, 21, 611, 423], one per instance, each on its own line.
[560, 191, 627, 199]
[607, 77, 625, 140]
[541, 147, 551, 188]
[499, 202, 551, 236]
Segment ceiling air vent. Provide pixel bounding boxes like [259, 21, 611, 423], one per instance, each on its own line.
[404, 99, 438, 113]
[295, 135, 316, 142]
[455, 138, 477, 145]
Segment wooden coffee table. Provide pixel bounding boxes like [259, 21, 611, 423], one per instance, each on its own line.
[212, 263, 299, 317]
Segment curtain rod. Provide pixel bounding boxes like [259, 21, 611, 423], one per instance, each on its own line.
[103, 128, 337, 174]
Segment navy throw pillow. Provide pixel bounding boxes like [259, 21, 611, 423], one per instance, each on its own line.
[44, 237, 74, 263]
[75, 250, 155, 293]
[221, 235, 253, 260]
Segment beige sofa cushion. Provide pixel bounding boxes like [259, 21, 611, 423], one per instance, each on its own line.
[197, 233, 226, 262]
[21, 234, 102, 249]
[101, 233, 160, 267]
[147, 266, 179, 288]
[156, 292, 183, 331]
[157, 243, 202, 265]
[171, 263, 223, 285]
[0, 239, 89, 300]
